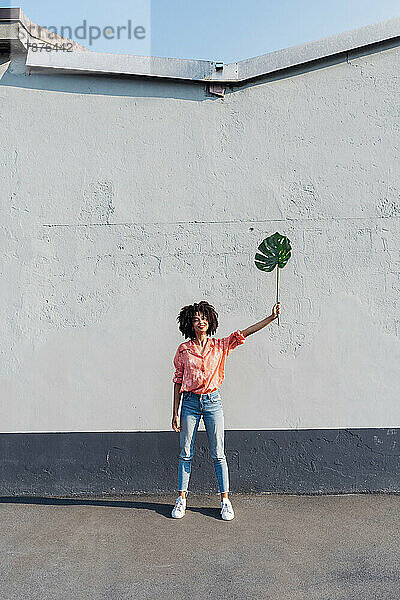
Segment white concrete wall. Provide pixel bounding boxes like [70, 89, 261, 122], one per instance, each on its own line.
[0, 44, 399, 432]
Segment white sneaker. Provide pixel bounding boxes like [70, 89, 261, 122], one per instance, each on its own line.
[221, 498, 234, 520]
[171, 496, 186, 518]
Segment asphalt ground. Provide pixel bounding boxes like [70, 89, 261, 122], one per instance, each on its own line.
[1, 493, 399, 599]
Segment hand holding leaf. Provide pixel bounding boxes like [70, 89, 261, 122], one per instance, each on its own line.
[271, 302, 281, 321]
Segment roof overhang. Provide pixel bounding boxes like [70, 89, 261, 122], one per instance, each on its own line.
[1, 8, 400, 85]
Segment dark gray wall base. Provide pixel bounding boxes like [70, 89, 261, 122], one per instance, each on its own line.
[0, 428, 399, 496]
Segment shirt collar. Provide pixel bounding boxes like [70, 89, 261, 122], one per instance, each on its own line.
[184, 337, 214, 356]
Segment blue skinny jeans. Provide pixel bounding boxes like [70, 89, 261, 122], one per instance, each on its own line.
[177, 389, 229, 494]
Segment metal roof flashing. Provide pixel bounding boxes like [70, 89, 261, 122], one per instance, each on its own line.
[1, 8, 400, 85]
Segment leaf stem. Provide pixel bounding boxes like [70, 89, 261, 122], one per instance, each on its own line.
[276, 266, 280, 326]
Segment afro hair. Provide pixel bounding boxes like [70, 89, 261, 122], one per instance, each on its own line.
[176, 300, 219, 339]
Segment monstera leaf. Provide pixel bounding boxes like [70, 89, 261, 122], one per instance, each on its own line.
[255, 232, 292, 271]
[254, 232, 292, 325]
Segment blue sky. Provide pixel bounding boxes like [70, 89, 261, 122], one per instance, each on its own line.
[2, 1, 400, 62]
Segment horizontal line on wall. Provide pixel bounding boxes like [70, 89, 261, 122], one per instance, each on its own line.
[1, 426, 399, 434]
[41, 216, 400, 227]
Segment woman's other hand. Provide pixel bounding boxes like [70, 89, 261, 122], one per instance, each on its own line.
[271, 302, 281, 319]
[172, 414, 181, 432]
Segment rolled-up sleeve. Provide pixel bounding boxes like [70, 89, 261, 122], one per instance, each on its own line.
[172, 347, 184, 384]
[222, 330, 246, 356]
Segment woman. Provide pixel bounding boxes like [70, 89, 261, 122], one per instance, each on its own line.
[171, 300, 281, 520]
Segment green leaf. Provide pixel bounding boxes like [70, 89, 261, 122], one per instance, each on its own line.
[254, 231, 292, 272]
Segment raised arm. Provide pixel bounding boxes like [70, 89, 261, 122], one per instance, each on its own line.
[241, 302, 281, 338]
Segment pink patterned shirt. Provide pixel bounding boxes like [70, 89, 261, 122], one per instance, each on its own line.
[172, 330, 246, 394]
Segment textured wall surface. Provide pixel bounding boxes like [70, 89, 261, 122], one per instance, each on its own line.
[1, 428, 399, 495]
[0, 43, 399, 434]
